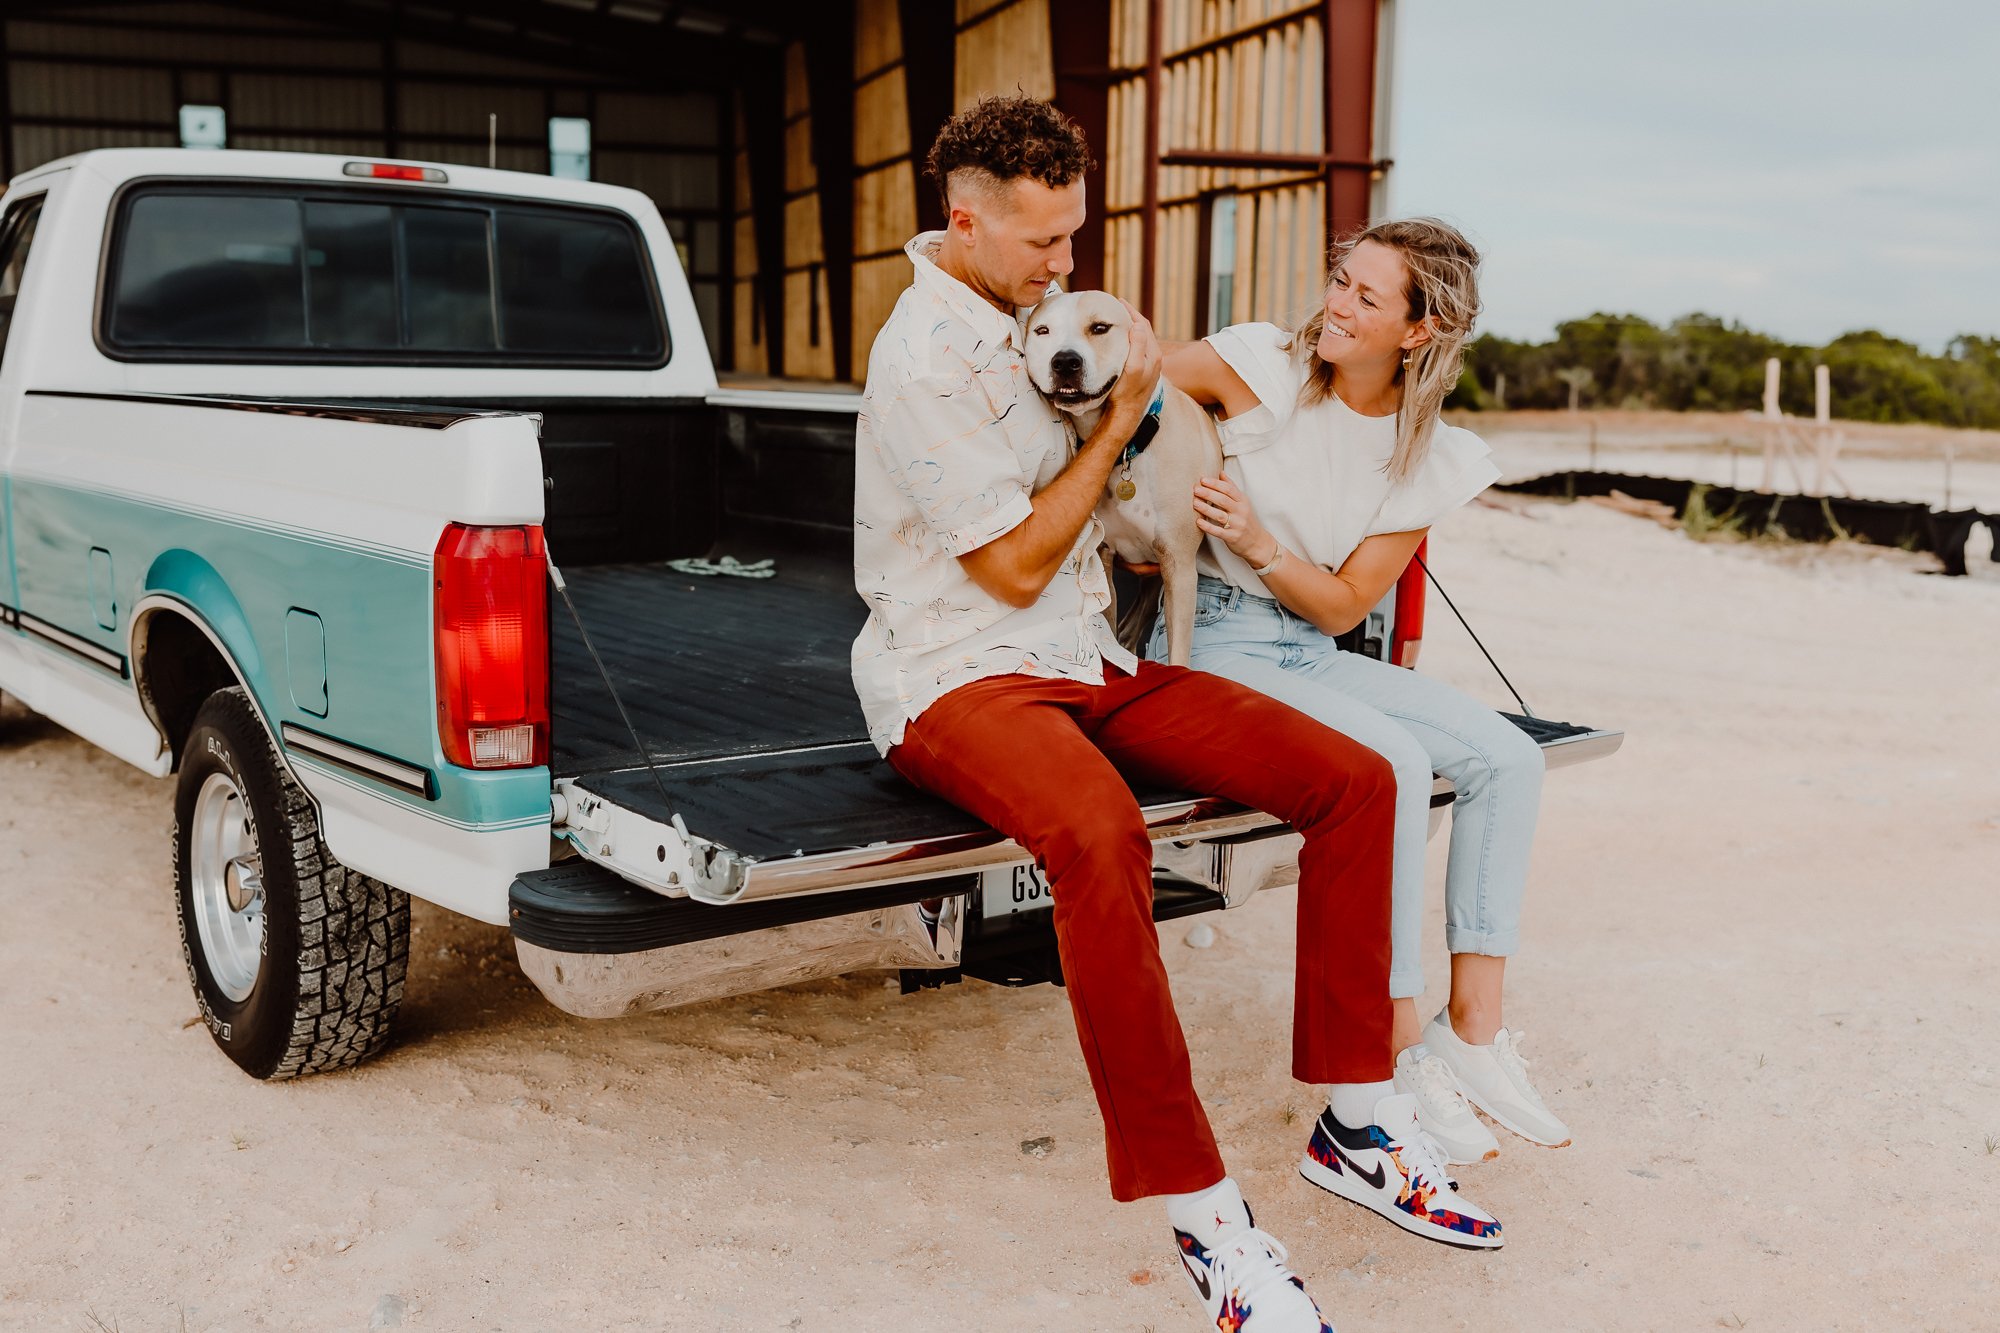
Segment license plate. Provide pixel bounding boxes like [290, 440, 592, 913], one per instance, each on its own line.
[981, 860, 1053, 917]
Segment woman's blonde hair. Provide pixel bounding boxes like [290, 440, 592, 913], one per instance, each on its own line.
[1285, 218, 1482, 483]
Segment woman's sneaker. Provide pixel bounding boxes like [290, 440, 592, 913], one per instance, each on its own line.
[1423, 1013, 1573, 1149]
[1394, 1043, 1500, 1166]
[1298, 1093, 1504, 1250]
[1172, 1185, 1334, 1332]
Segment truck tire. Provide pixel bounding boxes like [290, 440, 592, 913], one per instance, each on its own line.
[173, 686, 409, 1079]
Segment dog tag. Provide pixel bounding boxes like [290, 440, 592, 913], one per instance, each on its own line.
[1115, 478, 1137, 502]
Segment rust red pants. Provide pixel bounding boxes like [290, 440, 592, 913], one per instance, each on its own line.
[889, 661, 1395, 1201]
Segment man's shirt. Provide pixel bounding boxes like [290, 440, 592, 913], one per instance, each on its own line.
[851, 231, 1136, 756]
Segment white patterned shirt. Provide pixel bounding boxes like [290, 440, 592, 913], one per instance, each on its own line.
[851, 232, 1136, 755]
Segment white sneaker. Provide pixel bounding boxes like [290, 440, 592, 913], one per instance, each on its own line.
[1172, 1184, 1334, 1332]
[1298, 1093, 1503, 1250]
[1423, 1012, 1573, 1149]
[1395, 1043, 1500, 1166]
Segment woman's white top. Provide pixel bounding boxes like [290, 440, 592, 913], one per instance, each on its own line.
[1200, 321, 1502, 596]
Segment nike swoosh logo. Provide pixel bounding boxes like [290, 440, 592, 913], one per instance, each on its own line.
[1330, 1139, 1387, 1191]
[1183, 1254, 1212, 1302]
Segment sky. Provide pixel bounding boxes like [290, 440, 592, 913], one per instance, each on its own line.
[1385, 0, 2000, 350]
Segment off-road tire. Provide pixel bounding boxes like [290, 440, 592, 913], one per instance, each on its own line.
[173, 686, 409, 1079]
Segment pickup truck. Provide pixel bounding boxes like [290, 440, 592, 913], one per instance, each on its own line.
[0, 148, 1621, 1081]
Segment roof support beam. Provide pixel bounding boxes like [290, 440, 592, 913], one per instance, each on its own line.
[1050, 0, 1112, 292]
[1322, 0, 1380, 240]
[803, 0, 856, 380]
[896, 0, 955, 235]
[740, 51, 790, 378]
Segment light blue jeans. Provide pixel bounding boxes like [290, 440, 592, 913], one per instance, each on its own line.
[1150, 576, 1544, 998]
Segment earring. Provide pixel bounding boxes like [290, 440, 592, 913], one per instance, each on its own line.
[1401, 349, 1415, 371]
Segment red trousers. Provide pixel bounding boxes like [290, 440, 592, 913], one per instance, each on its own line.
[889, 661, 1395, 1201]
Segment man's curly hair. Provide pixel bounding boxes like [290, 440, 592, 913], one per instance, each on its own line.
[925, 95, 1093, 213]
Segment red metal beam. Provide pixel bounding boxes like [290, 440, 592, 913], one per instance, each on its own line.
[1322, 0, 1380, 243]
[1160, 150, 1387, 170]
[1050, 0, 1112, 292]
[1140, 0, 1163, 318]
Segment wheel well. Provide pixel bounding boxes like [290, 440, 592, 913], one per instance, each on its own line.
[135, 611, 241, 770]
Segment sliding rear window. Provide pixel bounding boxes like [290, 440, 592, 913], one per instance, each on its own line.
[101, 183, 667, 367]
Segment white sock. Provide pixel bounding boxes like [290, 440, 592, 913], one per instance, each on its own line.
[1164, 1175, 1247, 1245]
[1328, 1079, 1396, 1128]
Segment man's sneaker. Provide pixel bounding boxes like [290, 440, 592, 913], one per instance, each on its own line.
[1298, 1093, 1503, 1250]
[1423, 1013, 1573, 1149]
[1173, 1196, 1334, 1332]
[1395, 1043, 1500, 1166]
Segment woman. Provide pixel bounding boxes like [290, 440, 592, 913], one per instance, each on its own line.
[1154, 218, 1568, 1166]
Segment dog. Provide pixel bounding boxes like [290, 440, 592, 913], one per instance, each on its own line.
[1023, 290, 1224, 666]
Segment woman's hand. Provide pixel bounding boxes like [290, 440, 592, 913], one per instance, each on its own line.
[1192, 474, 1278, 568]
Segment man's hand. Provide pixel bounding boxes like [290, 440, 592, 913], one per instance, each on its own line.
[1092, 302, 1162, 446]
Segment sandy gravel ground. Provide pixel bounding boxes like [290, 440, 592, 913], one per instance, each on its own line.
[4, 492, 1997, 1332]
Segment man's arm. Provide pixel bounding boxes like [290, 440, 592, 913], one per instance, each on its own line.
[958, 307, 1162, 608]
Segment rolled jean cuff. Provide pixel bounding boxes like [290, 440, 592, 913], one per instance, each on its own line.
[1444, 924, 1520, 957]
[1389, 966, 1426, 1000]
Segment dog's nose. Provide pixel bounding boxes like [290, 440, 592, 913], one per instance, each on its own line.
[1050, 349, 1082, 378]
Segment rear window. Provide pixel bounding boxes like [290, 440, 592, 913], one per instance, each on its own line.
[102, 184, 667, 366]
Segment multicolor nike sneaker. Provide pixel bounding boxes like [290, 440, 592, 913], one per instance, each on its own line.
[1174, 1207, 1335, 1332]
[1297, 1092, 1504, 1250]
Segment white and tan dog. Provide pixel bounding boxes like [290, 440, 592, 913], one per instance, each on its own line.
[1024, 290, 1224, 666]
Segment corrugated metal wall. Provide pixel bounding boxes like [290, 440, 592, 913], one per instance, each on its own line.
[0, 2, 730, 362]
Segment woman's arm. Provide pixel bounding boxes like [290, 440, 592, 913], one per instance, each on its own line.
[1191, 472, 1426, 636]
[1162, 340, 1262, 420]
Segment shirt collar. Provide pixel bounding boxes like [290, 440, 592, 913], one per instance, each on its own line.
[905, 230, 1060, 353]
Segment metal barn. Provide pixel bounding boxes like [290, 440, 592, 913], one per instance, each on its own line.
[1, 0, 1395, 380]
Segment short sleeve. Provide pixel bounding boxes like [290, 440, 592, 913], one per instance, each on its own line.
[1372, 425, 1503, 535]
[1204, 322, 1306, 456]
[870, 370, 1035, 556]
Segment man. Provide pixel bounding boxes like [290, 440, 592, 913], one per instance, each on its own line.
[851, 96, 1502, 1332]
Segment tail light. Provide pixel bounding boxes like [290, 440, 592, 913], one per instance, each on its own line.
[343, 161, 448, 183]
[1390, 537, 1427, 669]
[434, 523, 549, 769]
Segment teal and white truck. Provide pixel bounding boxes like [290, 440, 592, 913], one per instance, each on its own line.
[0, 148, 1619, 1081]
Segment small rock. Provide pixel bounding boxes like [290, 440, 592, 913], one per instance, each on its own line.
[1628, 1168, 1661, 1179]
[369, 1293, 407, 1328]
[1128, 1269, 1155, 1286]
[1184, 922, 1217, 949]
[1356, 1252, 1382, 1268]
[1020, 1136, 1055, 1159]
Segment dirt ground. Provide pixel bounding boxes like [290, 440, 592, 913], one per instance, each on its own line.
[4, 487, 1997, 1332]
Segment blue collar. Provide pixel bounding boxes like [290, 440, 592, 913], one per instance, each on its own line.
[1119, 379, 1168, 466]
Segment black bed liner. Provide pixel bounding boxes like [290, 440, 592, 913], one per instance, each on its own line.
[550, 558, 1604, 866]
[550, 559, 868, 775]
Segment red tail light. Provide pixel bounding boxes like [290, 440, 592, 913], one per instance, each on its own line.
[434, 524, 549, 769]
[1391, 538, 1427, 669]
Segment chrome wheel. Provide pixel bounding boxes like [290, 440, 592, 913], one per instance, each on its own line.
[190, 770, 265, 1001]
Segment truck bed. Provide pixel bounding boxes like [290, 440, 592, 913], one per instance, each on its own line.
[550, 557, 868, 774]
[529, 394, 1616, 898]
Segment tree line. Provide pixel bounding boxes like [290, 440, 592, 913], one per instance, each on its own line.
[1448, 313, 2000, 429]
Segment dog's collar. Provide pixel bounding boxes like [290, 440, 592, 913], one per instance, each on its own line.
[1119, 379, 1168, 466]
